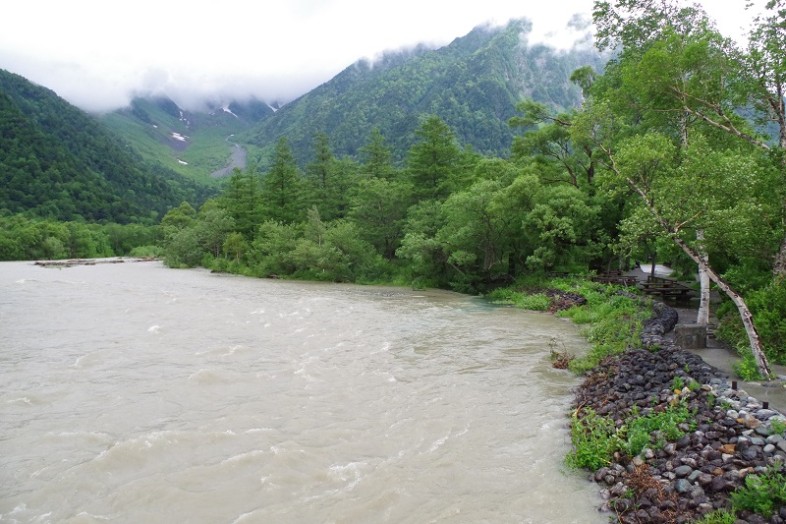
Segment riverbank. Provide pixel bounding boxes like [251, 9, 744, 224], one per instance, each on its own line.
[33, 257, 156, 268]
[573, 301, 786, 523]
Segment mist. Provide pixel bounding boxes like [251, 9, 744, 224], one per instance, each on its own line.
[0, 0, 761, 114]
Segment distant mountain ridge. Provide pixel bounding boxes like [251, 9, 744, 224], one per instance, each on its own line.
[245, 19, 605, 165]
[101, 96, 275, 182]
[0, 69, 211, 223]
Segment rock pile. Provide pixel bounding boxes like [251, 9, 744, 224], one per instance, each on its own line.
[572, 304, 786, 523]
[546, 289, 587, 312]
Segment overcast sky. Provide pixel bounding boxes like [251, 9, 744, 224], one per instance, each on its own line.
[0, 0, 763, 113]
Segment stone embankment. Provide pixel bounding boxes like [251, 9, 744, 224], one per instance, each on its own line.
[573, 302, 786, 523]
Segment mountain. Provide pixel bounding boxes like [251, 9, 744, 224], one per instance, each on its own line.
[0, 69, 213, 223]
[101, 97, 276, 183]
[244, 19, 605, 165]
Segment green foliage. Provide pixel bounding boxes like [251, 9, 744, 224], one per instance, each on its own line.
[733, 349, 765, 381]
[622, 404, 693, 456]
[0, 215, 119, 260]
[567, 403, 696, 471]
[770, 418, 786, 436]
[566, 408, 620, 470]
[486, 289, 551, 311]
[261, 137, 305, 224]
[556, 283, 648, 374]
[407, 115, 463, 201]
[0, 70, 210, 223]
[692, 509, 736, 524]
[129, 245, 163, 258]
[730, 466, 786, 517]
[744, 279, 786, 363]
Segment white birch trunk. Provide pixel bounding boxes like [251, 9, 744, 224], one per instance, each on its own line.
[696, 229, 710, 326]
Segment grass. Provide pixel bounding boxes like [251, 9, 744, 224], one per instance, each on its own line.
[622, 404, 694, 456]
[566, 401, 695, 470]
[565, 408, 620, 470]
[487, 275, 650, 375]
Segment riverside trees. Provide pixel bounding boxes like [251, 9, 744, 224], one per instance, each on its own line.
[582, 0, 786, 378]
[157, 2, 786, 372]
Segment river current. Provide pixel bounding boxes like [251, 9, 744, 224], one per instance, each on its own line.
[0, 260, 604, 523]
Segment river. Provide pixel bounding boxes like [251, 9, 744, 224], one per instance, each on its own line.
[0, 260, 604, 523]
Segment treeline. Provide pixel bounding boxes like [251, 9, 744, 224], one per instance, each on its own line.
[0, 215, 159, 261]
[159, 0, 786, 368]
[161, 120, 614, 291]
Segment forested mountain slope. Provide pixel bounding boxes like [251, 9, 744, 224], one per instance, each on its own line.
[0, 69, 211, 223]
[246, 19, 604, 165]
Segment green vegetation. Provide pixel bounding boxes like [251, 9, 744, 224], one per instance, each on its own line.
[623, 404, 694, 456]
[566, 402, 693, 469]
[0, 70, 212, 223]
[730, 466, 786, 518]
[0, 215, 158, 260]
[693, 510, 737, 524]
[565, 408, 619, 470]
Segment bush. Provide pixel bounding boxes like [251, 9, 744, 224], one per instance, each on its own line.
[129, 245, 162, 258]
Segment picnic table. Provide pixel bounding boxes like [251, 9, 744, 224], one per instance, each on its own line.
[637, 276, 693, 298]
[591, 270, 638, 286]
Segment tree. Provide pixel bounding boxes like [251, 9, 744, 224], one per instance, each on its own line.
[304, 132, 342, 220]
[261, 137, 304, 224]
[406, 115, 462, 201]
[588, 0, 780, 377]
[598, 131, 773, 379]
[220, 169, 264, 239]
[360, 127, 397, 179]
[347, 177, 409, 259]
[510, 100, 596, 188]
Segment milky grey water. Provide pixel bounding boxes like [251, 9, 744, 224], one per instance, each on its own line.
[0, 260, 604, 523]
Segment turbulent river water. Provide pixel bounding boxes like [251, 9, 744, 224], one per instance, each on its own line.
[0, 260, 605, 523]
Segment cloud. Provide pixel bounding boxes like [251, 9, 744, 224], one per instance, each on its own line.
[0, 0, 764, 113]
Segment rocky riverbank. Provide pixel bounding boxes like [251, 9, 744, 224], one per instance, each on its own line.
[572, 302, 786, 523]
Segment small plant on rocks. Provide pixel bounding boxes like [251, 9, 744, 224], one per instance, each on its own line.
[622, 403, 694, 456]
[548, 337, 575, 369]
[770, 417, 786, 435]
[692, 509, 736, 524]
[730, 465, 786, 518]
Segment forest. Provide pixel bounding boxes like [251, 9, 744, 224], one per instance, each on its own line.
[1, 1, 785, 376]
